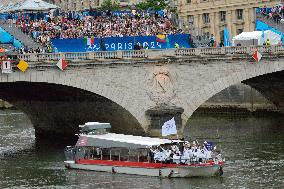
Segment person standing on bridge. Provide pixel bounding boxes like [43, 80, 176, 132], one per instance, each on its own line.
[266, 39, 271, 47]
[174, 42, 179, 48]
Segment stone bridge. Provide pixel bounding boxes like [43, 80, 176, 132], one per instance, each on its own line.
[0, 45, 283, 138]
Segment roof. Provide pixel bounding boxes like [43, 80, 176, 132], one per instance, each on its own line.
[1, 0, 58, 12]
[232, 30, 281, 40]
[76, 133, 180, 149]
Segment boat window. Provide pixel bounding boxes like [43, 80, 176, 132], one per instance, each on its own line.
[88, 147, 101, 160]
[119, 148, 129, 161]
[101, 148, 111, 160]
[110, 148, 121, 161]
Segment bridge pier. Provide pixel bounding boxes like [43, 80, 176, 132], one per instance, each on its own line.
[146, 105, 184, 137]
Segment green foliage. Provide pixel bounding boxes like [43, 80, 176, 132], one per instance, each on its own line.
[101, 0, 120, 11]
[135, 0, 168, 11]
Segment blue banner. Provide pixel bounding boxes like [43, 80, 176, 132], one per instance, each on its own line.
[51, 34, 191, 52]
[0, 27, 22, 48]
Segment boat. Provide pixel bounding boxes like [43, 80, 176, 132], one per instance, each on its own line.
[64, 122, 225, 178]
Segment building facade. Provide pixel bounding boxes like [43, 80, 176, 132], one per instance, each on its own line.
[46, 0, 143, 11]
[177, 0, 282, 43]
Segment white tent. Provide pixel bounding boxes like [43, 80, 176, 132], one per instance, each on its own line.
[2, 0, 58, 12]
[0, 2, 17, 13]
[232, 30, 281, 46]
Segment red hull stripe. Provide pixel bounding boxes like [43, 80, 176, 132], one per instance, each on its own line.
[76, 159, 220, 169]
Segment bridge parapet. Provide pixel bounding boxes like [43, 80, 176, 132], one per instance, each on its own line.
[12, 45, 284, 63]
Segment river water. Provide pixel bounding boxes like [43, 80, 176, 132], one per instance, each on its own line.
[0, 110, 283, 189]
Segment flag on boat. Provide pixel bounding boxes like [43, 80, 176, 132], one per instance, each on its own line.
[204, 141, 214, 151]
[252, 50, 262, 62]
[162, 117, 177, 136]
[84, 37, 95, 46]
[56, 59, 68, 71]
[17, 59, 28, 72]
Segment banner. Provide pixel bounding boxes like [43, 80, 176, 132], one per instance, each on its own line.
[51, 34, 191, 52]
[0, 27, 22, 48]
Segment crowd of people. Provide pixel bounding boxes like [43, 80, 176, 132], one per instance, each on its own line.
[149, 140, 223, 164]
[260, 4, 284, 24]
[15, 10, 183, 47]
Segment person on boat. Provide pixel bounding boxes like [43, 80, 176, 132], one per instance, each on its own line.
[150, 147, 160, 162]
[171, 144, 180, 155]
[198, 147, 206, 162]
[164, 148, 173, 164]
[215, 150, 223, 163]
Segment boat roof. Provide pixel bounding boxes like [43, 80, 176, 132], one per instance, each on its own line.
[76, 133, 181, 149]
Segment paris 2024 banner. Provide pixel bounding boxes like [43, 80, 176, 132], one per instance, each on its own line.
[51, 34, 191, 52]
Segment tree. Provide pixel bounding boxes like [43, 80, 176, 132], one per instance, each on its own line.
[136, 0, 168, 11]
[101, 0, 120, 11]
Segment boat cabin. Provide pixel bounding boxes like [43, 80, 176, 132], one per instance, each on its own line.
[64, 122, 179, 163]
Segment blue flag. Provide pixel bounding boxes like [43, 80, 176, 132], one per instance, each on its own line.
[224, 27, 231, 47]
[262, 30, 265, 44]
[205, 141, 214, 151]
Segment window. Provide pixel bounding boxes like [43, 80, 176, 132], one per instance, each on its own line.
[219, 11, 226, 22]
[186, 0, 191, 3]
[203, 13, 210, 24]
[188, 15, 194, 24]
[220, 30, 224, 42]
[204, 32, 210, 39]
[237, 9, 243, 20]
[237, 28, 243, 34]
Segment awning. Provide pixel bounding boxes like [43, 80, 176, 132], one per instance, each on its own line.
[1, 0, 59, 13]
[76, 133, 180, 149]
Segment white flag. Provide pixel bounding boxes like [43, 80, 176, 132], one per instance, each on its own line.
[162, 117, 177, 136]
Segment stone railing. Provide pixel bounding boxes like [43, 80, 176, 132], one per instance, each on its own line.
[13, 45, 284, 62]
[176, 45, 284, 56]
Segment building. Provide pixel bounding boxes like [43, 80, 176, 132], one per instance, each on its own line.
[177, 0, 282, 43]
[46, 0, 143, 11]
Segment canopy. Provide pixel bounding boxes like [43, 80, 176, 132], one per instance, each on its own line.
[76, 133, 181, 149]
[232, 30, 281, 46]
[2, 0, 58, 12]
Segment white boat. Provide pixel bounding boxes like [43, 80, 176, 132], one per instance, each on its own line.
[64, 122, 224, 178]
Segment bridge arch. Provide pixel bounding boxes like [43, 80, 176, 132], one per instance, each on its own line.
[0, 70, 148, 137]
[179, 60, 284, 131]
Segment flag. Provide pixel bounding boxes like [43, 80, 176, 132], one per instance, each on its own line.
[261, 30, 265, 45]
[156, 34, 167, 43]
[162, 117, 177, 136]
[84, 36, 87, 45]
[84, 37, 95, 46]
[17, 59, 28, 72]
[56, 59, 68, 70]
[224, 27, 231, 47]
[204, 141, 214, 151]
[252, 50, 262, 62]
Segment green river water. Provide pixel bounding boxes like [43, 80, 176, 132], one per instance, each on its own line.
[0, 110, 283, 189]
